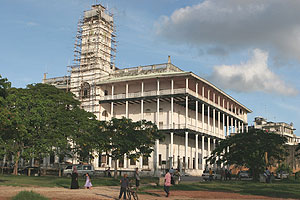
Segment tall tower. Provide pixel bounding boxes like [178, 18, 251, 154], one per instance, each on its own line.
[70, 4, 116, 114]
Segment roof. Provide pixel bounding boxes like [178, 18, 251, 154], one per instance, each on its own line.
[96, 63, 252, 113]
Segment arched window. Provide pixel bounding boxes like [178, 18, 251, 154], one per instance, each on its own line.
[80, 82, 90, 98]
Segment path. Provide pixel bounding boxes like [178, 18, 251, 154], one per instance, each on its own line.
[0, 186, 294, 200]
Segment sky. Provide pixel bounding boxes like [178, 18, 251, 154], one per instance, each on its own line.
[0, 0, 299, 135]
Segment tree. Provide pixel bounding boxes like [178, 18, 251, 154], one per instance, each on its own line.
[0, 74, 11, 100]
[1, 83, 99, 175]
[95, 117, 162, 178]
[207, 128, 287, 180]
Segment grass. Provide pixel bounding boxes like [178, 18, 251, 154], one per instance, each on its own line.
[0, 174, 121, 188]
[1, 175, 300, 199]
[140, 178, 300, 199]
[12, 191, 49, 200]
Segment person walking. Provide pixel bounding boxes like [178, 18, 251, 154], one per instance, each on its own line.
[84, 173, 93, 189]
[70, 166, 79, 189]
[209, 168, 213, 181]
[134, 168, 140, 191]
[119, 174, 129, 200]
[164, 169, 171, 197]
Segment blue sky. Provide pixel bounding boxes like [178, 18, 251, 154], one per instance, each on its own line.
[0, 0, 299, 135]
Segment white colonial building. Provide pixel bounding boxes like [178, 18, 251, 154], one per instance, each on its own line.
[43, 4, 252, 175]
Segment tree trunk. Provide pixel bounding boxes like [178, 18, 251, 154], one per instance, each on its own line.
[114, 159, 118, 179]
[13, 151, 20, 175]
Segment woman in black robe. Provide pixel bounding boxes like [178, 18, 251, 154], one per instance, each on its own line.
[70, 166, 79, 189]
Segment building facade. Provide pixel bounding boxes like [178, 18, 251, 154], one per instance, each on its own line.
[43, 4, 252, 175]
[254, 117, 298, 145]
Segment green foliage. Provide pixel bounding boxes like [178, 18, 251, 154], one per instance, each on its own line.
[0, 82, 99, 172]
[97, 117, 162, 161]
[207, 128, 287, 180]
[0, 74, 11, 100]
[12, 191, 49, 200]
[276, 163, 292, 174]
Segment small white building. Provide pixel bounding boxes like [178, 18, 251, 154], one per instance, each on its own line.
[43, 4, 252, 175]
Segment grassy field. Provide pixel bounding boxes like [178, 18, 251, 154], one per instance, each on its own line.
[140, 178, 300, 199]
[0, 174, 157, 188]
[1, 175, 300, 199]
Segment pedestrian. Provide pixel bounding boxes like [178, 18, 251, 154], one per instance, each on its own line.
[107, 167, 112, 177]
[164, 169, 171, 197]
[221, 168, 225, 181]
[224, 169, 228, 181]
[264, 168, 271, 183]
[209, 168, 213, 181]
[134, 168, 140, 191]
[70, 166, 79, 189]
[84, 173, 92, 189]
[119, 174, 129, 200]
[174, 169, 181, 183]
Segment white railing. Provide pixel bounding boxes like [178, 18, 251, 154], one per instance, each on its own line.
[100, 88, 244, 122]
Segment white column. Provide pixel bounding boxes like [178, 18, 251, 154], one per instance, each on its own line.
[202, 103, 205, 131]
[196, 101, 198, 129]
[242, 122, 244, 133]
[185, 96, 188, 128]
[124, 154, 127, 168]
[139, 156, 143, 169]
[227, 115, 229, 136]
[246, 125, 249, 133]
[170, 132, 174, 168]
[171, 79, 174, 129]
[208, 106, 210, 132]
[213, 108, 216, 135]
[185, 131, 188, 169]
[208, 137, 211, 162]
[231, 117, 234, 134]
[213, 139, 216, 168]
[195, 134, 199, 170]
[185, 78, 189, 128]
[238, 121, 241, 133]
[141, 81, 144, 120]
[196, 82, 199, 131]
[109, 156, 112, 167]
[111, 85, 114, 119]
[223, 113, 225, 137]
[218, 111, 220, 135]
[125, 83, 128, 118]
[202, 135, 205, 170]
[235, 119, 237, 134]
[155, 79, 160, 172]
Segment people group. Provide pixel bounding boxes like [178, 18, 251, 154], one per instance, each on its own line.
[70, 166, 92, 190]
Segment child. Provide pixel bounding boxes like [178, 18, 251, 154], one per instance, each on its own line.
[84, 173, 92, 189]
[119, 174, 129, 200]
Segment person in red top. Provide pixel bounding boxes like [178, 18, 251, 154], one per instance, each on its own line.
[164, 169, 171, 197]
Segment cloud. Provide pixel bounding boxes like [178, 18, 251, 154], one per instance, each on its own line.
[209, 49, 298, 96]
[155, 0, 300, 62]
[26, 21, 39, 26]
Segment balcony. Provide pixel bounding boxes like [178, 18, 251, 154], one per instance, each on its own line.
[159, 124, 225, 139]
[100, 88, 245, 122]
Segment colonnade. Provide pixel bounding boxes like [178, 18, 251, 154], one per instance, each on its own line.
[101, 77, 248, 171]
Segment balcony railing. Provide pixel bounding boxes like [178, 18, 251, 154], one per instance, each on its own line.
[100, 88, 245, 122]
[158, 124, 226, 139]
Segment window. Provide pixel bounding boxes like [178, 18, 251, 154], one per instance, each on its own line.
[104, 90, 108, 96]
[80, 82, 90, 98]
[130, 158, 136, 166]
[159, 154, 162, 166]
[119, 156, 124, 168]
[143, 156, 148, 166]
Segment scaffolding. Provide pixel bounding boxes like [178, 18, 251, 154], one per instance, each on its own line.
[66, 4, 117, 114]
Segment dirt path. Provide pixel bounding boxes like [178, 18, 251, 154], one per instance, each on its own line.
[0, 186, 293, 200]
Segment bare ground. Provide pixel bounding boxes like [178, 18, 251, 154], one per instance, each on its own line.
[0, 186, 294, 200]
